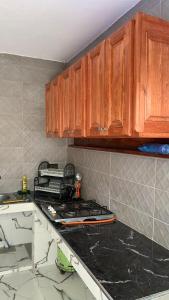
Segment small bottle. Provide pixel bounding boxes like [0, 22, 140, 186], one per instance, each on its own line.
[22, 176, 27, 193]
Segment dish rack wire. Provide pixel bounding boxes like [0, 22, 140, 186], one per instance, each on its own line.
[34, 161, 75, 199]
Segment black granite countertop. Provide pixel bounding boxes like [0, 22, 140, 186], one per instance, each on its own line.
[33, 199, 169, 300]
[58, 221, 169, 300]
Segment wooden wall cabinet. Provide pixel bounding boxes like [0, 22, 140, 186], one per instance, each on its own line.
[46, 12, 169, 139]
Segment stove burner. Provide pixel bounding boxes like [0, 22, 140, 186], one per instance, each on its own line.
[58, 204, 67, 210]
[74, 203, 80, 209]
[91, 209, 102, 215]
[80, 202, 91, 208]
[64, 211, 76, 217]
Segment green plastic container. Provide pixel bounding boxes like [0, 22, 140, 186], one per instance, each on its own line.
[57, 247, 75, 273]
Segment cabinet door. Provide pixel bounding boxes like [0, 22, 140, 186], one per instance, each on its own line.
[45, 83, 53, 137]
[71, 57, 87, 137]
[134, 13, 169, 137]
[60, 69, 72, 137]
[106, 21, 133, 136]
[46, 81, 61, 137]
[87, 41, 106, 136]
[52, 78, 62, 137]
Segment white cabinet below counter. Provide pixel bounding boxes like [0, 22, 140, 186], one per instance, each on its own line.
[34, 205, 108, 300]
[0, 202, 34, 214]
[33, 204, 58, 269]
[0, 202, 34, 275]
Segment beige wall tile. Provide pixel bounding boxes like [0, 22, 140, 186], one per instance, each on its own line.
[0, 114, 23, 146]
[155, 189, 169, 224]
[0, 54, 67, 189]
[83, 150, 111, 174]
[23, 114, 45, 132]
[153, 219, 169, 250]
[0, 147, 23, 179]
[0, 61, 22, 81]
[84, 169, 110, 198]
[110, 199, 153, 239]
[0, 96, 22, 115]
[0, 79, 23, 97]
[110, 176, 155, 216]
[67, 147, 84, 166]
[23, 83, 45, 114]
[156, 159, 169, 191]
[0, 178, 22, 193]
[161, 0, 169, 20]
[82, 186, 109, 208]
[110, 153, 156, 187]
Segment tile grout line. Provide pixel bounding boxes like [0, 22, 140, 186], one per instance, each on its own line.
[109, 174, 155, 189]
[108, 152, 111, 210]
[76, 162, 157, 189]
[110, 197, 154, 220]
[160, 0, 162, 17]
[152, 158, 157, 241]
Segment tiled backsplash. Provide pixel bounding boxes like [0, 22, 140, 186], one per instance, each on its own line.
[0, 54, 67, 192]
[68, 147, 169, 250]
[66, 0, 169, 252]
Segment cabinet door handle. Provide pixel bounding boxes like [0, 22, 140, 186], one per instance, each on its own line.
[114, 124, 122, 128]
[64, 130, 74, 134]
[96, 127, 108, 132]
[70, 254, 79, 265]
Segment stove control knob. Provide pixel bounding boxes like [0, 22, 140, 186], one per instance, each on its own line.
[51, 208, 56, 215]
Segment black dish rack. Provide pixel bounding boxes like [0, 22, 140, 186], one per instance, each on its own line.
[34, 161, 75, 200]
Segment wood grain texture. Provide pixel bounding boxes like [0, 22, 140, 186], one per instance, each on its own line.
[60, 68, 72, 137]
[46, 12, 169, 140]
[105, 20, 134, 137]
[45, 83, 55, 137]
[52, 77, 62, 137]
[87, 40, 106, 137]
[134, 12, 169, 137]
[71, 57, 87, 137]
[72, 137, 169, 158]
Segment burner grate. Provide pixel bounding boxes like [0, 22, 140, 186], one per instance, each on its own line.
[40, 199, 115, 223]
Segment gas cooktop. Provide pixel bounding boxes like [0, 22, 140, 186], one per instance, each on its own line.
[40, 199, 115, 223]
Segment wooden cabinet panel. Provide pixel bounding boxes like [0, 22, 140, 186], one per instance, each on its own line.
[52, 78, 61, 137]
[71, 57, 87, 137]
[87, 41, 106, 137]
[106, 21, 134, 136]
[134, 13, 169, 137]
[46, 83, 54, 137]
[60, 69, 72, 137]
[46, 80, 61, 137]
[46, 12, 169, 139]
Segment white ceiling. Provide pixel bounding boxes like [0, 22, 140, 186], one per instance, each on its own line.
[0, 0, 141, 62]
